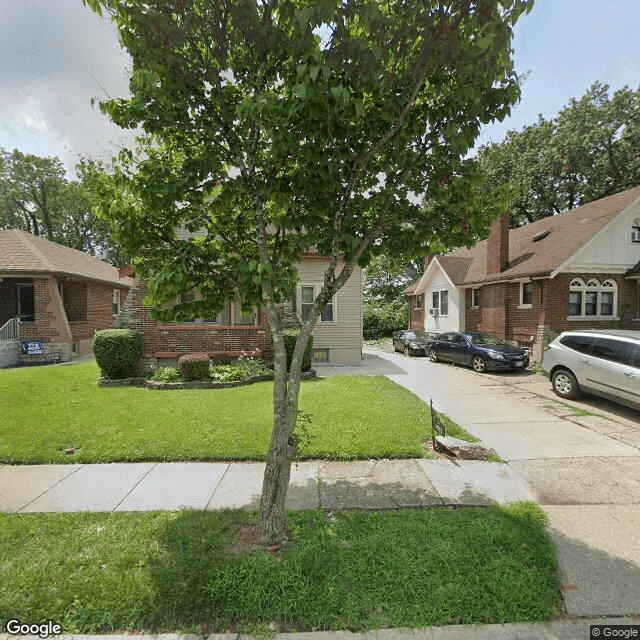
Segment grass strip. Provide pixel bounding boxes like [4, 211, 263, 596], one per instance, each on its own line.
[0, 361, 472, 463]
[0, 505, 561, 634]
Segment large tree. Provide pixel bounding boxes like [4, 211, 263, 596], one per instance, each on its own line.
[84, 0, 530, 546]
[477, 81, 640, 226]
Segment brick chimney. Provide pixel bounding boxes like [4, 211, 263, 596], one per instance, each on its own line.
[487, 211, 510, 275]
[423, 254, 434, 271]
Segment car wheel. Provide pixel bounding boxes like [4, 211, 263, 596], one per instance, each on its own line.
[429, 347, 438, 363]
[404, 346, 411, 357]
[552, 369, 580, 399]
[472, 356, 487, 373]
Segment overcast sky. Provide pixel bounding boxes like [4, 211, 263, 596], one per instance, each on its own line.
[2, 0, 640, 175]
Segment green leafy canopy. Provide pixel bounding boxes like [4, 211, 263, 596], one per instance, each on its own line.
[83, 0, 531, 323]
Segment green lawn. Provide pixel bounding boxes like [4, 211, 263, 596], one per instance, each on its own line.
[0, 505, 561, 634]
[0, 360, 470, 463]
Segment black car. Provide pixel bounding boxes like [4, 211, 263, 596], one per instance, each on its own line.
[392, 330, 437, 356]
[427, 332, 529, 373]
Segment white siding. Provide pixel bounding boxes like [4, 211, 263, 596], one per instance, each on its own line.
[422, 266, 464, 332]
[297, 258, 363, 366]
[562, 201, 640, 273]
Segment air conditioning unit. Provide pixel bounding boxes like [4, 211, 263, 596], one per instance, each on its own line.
[429, 308, 439, 316]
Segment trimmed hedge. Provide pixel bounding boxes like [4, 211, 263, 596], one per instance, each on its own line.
[282, 329, 313, 373]
[93, 329, 143, 379]
[178, 352, 210, 381]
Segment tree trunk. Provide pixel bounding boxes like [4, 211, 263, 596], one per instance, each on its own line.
[257, 325, 299, 547]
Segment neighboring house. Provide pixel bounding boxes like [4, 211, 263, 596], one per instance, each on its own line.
[0, 229, 132, 367]
[117, 254, 363, 369]
[406, 186, 640, 361]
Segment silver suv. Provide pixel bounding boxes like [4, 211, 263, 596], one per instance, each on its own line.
[542, 330, 640, 409]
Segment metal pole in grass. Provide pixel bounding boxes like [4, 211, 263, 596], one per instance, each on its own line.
[430, 399, 445, 452]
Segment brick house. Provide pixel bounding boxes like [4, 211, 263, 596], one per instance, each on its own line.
[0, 229, 132, 366]
[117, 254, 363, 370]
[406, 186, 640, 361]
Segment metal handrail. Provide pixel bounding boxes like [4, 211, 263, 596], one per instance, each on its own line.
[0, 317, 20, 343]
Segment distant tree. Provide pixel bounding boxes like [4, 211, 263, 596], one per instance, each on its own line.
[0, 148, 125, 264]
[84, 0, 531, 547]
[0, 148, 66, 239]
[477, 82, 640, 225]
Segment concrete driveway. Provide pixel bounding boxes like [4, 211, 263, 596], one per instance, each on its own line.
[343, 348, 640, 616]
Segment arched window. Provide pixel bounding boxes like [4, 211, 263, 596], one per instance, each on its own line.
[568, 278, 617, 318]
[632, 217, 640, 243]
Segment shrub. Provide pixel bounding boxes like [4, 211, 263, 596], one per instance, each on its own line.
[363, 298, 407, 338]
[209, 358, 273, 382]
[281, 329, 313, 372]
[151, 367, 182, 383]
[178, 352, 211, 381]
[93, 329, 143, 379]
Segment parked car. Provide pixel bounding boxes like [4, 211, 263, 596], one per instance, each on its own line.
[542, 330, 640, 409]
[392, 330, 437, 356]
[427, 332, 529, 373]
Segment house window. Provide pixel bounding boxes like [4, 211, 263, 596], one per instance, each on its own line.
[471, 288, 480, 308]
[519, 282, 533, 308]
[568, 278, 617, 318]
[313, 348, 330, 363]
[113, 290, 121, 316]
[170, 292, 245, 325]
[300, 285, 335, 323]
[632, 217, 640, 243]
[17, 285, 35, 322]
[431, 290, 448, 315]
[233, 300, 256, 326]
[415, 294, 422, 310]
[440, 290, 448, 316]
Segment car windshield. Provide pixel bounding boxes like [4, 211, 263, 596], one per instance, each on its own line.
[467, 334, 504, 346]
[410, 331, 430, 340]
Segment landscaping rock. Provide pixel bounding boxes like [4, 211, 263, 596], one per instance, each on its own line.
[435, 436, 497, 460]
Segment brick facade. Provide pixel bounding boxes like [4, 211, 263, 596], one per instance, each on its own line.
[117, 276, 274, 369]
[408, 295, 424, 331]
[1, 275, 129, 363]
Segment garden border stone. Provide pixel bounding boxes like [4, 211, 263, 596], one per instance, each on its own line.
[98, 370, 316, 389]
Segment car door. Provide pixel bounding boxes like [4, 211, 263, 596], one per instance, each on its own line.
[581, 337, 627, 402]
[435, 333, 453, 361]
[620, 343, 640, 407]
[447, 334, 468, 364]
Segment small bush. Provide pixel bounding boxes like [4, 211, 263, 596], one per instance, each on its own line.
[178, 353, 211, 381]
[281, 329, 313, 372]
[93, 329, 143, 379]
[209, 358, 273, 382]
[151, 367, 182, 383]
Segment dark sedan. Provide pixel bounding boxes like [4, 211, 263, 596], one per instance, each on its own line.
[392, 330, 437, 356]
[427, 332, 529, 373]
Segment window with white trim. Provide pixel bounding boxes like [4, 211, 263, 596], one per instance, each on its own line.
[431, 289, 448, 315]
[568, 278, 617, 318]
[471, 287, 480, 308]
[300, 285, 334, 322]
[415, 294, 422, 310]
[112, 289, 121, 316]
[169, 291, 251, 325]
[519, 282, 533, 308]
[632, 217, 640, 243]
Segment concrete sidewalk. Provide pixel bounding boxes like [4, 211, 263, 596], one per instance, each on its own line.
[0, 457, 533, 513]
